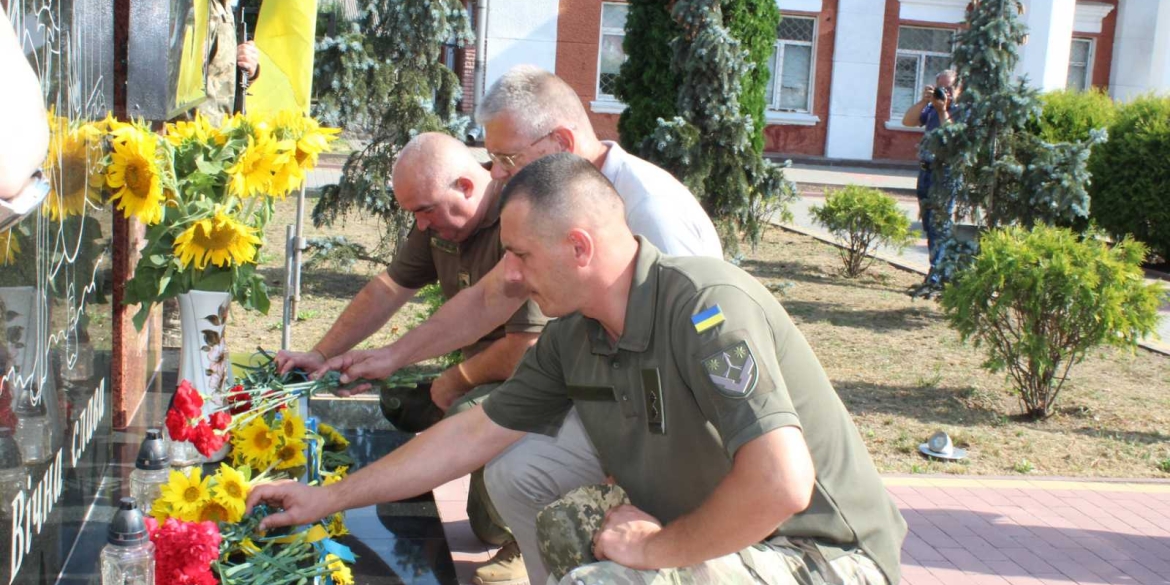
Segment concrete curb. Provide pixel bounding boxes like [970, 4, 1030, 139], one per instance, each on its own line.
[773, 220, 1170, 357]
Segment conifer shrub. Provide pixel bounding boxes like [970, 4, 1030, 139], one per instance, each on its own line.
[810, 186, 916, 278]
[1035, 88, 1116, 144]
[1088, 94, 1170, 260]
[940, 225, 1165, 419]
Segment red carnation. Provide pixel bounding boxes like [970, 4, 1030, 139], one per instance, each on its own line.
[209, 411, 231, 431]
[190, 421, 226, 457]
[148, 519, 221, 585]
[165, 408, 190, 442]
[173, 383, 204, 419]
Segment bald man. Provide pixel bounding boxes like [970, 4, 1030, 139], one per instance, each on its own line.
[248, 154, 903, 585]
[275, 132, 546, 554]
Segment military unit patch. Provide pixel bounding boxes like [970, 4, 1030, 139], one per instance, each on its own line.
[691, 305, 725, 333]
[702, 340, 758, 398]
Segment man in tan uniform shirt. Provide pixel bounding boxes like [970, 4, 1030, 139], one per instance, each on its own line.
[274, 132, 546, 559]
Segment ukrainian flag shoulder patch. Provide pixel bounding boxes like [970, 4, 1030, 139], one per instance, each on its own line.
[691, 305, 725, 333]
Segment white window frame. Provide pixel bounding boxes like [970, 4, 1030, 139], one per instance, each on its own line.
[1067, 37, 1095, 92]
[595, 2, 628, 102]
[766, 14, 817, 115]
[890, 26, 955, 119]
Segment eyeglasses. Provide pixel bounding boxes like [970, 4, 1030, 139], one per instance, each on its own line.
[487, 130, 555, 171]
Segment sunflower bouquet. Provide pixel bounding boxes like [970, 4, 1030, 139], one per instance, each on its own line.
[98, 110, 339, 329]
[147, 464, 356, 585]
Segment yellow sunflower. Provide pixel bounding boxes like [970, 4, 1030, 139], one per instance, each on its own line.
[323, 424, 350, 450]
[322, 465, 348, 487]
[159, 468, 211, 519]
[44, 124, 104, 221]
[173, 210, 262, 270]
[234, 417, 277, 467]
[106, 127, 165, 225]
[326, 554, 354, 585]
[274, 437, 307, 470]
[96, 111, 129, 134]
[294, 118, 340, 171]
[268, 154, 305, 198]
[278, 412, 306, 443]
[0, 230, 19, 266]
[198, 498, 235, 523]
[326, 513, 350, 537]
[227, 135, 278, 198]
[166, 113, 219, 147]
[212, 463, 249, 505]
[149, 500, 173, 524]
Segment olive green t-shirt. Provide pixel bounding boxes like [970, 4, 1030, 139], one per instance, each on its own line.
[481, 238, 906, 583]
[386, 186, 548, 358]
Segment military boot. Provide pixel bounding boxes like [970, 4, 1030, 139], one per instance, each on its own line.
[472, 540, 528, 585]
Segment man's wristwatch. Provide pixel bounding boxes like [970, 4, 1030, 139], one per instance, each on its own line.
[0, 170, 50, 232]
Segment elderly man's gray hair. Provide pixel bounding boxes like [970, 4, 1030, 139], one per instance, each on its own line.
[477, 65, 589, 140]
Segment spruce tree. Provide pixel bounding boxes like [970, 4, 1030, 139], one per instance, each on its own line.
[920, 0, 1104, 287]
[640, 0, 794, 253]
[311, 0, 473, 255]
[615, 0, 779, 155]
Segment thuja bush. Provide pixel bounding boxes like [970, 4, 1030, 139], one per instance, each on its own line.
[940, 225, 1165, 419]
[1035, 88, 1116, 144]
[1088, 94, 1170, 260]
[810, 186, 916, 278]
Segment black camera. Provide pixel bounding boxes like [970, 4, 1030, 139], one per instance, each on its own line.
[933, 86, 953, 101]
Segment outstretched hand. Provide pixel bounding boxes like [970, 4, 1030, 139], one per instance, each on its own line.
[274, 349, 326, 376]
[313, 347, 401, 396]
[245, 481, 334, 532]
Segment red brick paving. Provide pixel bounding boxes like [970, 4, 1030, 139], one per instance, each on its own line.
[434, 477, 1170, 584]
[889, 482, 1170, 585]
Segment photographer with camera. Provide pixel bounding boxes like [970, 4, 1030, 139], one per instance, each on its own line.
[902, 69, 960, 288]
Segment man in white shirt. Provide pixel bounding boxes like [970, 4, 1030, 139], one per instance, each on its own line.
[285, 66, 722, 585]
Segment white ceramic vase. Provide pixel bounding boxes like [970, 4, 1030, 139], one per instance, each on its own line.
[173, 290, 234, 464]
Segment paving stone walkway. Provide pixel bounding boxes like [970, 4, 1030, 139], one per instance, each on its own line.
[435, 476, 1170, 585]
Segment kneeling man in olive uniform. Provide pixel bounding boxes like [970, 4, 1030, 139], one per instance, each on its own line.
[248, 153, 906, 584]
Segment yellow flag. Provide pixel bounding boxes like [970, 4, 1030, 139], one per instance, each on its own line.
[248, 0, 319, 115]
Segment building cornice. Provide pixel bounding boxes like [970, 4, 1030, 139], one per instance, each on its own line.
[1073, 1, 1114, 34]
[899, 0, 969, 24]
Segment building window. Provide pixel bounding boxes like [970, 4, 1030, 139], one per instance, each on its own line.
[891, 26, 955, 118]
[765, 15, 817, 113]
[1067, 38, 1094, 91]
[597, 3, 629, 101]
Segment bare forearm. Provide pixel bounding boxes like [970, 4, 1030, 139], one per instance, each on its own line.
[314, 273, 414, 359]
[644, 428, 814, 568]
[388, 268, 525, 366]
[326, 407, 523, 511]
[901, 100, 927, 127]
[460, 332, 538, 386]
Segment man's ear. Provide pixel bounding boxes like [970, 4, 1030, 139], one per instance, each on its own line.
[550, 126, 576, 154]
[566, 228, 594, 267]
[454, 176, 475, 199]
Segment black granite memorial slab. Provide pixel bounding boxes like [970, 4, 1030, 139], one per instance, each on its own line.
[3, 2, 116, 583]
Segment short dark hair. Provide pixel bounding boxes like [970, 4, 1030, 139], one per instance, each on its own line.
[499, 153, 622, 225]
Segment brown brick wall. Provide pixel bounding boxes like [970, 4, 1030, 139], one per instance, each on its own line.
[872, 3, 963, 161]
[556, 0, 620, 141]
[764, 1, 839, 157]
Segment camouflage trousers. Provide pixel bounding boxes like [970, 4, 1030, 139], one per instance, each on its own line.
[537, 485, 888, 585]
